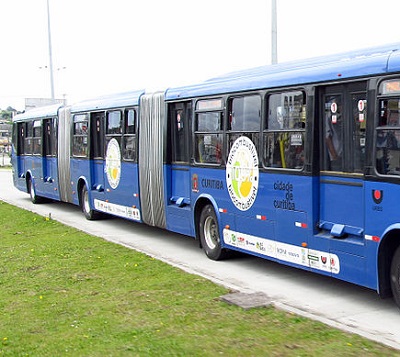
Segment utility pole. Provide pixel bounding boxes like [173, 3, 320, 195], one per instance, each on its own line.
[271, 0, 278, 64]
[46, 0, 55, 99]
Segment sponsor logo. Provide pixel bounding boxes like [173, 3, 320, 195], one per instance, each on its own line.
[105, 138, 121, 189]
[192, 174, 199, 193]
[223, 228, 341, 274]
[372, 189, 383, 204]
[226, 136, 259, 211]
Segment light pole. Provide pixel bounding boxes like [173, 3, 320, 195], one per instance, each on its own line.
[46, 0, 55, 100]
[271, 0, 278, 64]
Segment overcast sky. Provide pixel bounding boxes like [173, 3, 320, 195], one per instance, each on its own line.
[1, 0, 400, 110]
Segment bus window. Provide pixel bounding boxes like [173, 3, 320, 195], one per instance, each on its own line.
[352, 94, 367, 173]
[168, 101, 192, 164]
[32, 120, 42, 155]
[323, 95, 343, 171]
[72, 114, 89, 157]
[172, 108, 187, 163]
[16, 122, 24, 155]
[376, 98, 400, 175]
[106, 110, 122, 135]
[125, 109, 135, 134]
[106, 110, 122, 148]
[123, 109, 136, 161]
[43, 118, 57, 157]
[228, 95, 261, 151]
[321, 83, 367, 173]
[264, 91, 305, 169]
[195, 99, 223, 165]
[90, 112, 105, 159]
[24, 122, 33, 155]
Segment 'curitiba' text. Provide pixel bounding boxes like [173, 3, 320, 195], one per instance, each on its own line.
[273, 180, 296, 210]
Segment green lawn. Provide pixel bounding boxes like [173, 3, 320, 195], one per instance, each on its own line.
[0, 200, 398, 356]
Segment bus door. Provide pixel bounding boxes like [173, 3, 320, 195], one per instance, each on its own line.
[318, 82, 367, 275]
[90, 112, 105, 196]
[42, 118, 58, 199]
[166, 102, 193, 236]
[15, 122, 25, 179]
[102, 108, 141, 221]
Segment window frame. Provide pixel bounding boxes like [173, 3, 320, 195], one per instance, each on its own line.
[263, 89, 306, 171]
[32, 120, 42, 156]
[72, 113, 89, 158]
[375, 81, 400, 176]
[43, 117, 58, 157]
[105, 110, 122, 156]
[122, 108, 137, 162]
[194, 97, 224, 166]
[227, 94, 262, 160]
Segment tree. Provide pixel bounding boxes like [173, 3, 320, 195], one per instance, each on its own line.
[0, 107, 17, 122]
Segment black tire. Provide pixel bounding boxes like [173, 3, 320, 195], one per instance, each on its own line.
[81, 185, 101, 220]
[199, 204, 229, 260]
[28, 178, 43, 204]
[391, 246, 400, 308]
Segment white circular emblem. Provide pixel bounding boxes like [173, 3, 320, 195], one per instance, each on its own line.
[105, 138, 121, 189]
[226, 136, 259, 211]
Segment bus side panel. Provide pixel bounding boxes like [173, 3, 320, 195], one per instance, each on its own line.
[27, 156, 44, 195]
[70, 158, 91, 206]
[41, 156, 60, 200]
[100, 161, 142, 222]
[89, 159, 105, 202]
[165, 164, 193, 237]
[12, 153, 28, 193]
[190, 166, 235, 233]
[364, 180, 400, 291]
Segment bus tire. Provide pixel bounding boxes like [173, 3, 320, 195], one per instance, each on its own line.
[28, 178, 43, 204]
[199, 204, 229, 260]
[391, 246, 400, 308]
[81, 185, 101, 220]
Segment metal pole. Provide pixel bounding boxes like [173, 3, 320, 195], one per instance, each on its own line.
[271, 0, 278, 64]
[47, 0, 55, 99]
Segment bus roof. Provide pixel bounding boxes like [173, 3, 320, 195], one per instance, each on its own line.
[13, 103, 63, 122]
[165, 43, 400, 100]
[70, 90, 145, 113]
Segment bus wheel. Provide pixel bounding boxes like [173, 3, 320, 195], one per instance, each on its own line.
[81, 185, 101, 220]
[28, 178, 43, 204]
[391, 246, 400, 308]
[199, 204, 228, 260]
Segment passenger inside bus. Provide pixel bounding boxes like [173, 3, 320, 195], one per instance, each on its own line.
[376, 99, 400, 175]
[325, 98, 343, 171]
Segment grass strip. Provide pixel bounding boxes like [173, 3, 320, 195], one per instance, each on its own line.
[0, 200, 397, 356]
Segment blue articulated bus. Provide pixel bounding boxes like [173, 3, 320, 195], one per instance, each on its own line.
[12, 43, 400, 307]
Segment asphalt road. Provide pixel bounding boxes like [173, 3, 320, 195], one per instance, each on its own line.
[1, 169, 400, 349]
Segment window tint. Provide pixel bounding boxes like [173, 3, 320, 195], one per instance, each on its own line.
[72, 114, 88, 157]
[123, 109, 136, 161]
[24, 122, 33, 154]
[43, 118, 57, 156]
[197, 112, 221, 131]
[195, 99, 223, 165]
[229, 95, 261, 131]
[264, 91, 306, 170]
[321, 84, 367, 173]
[228, 95, 261, 154]
[32, 120, 42, 155]
[14, 122, 24, 155]
[376, 98, 400, 175]
[107, 111, 122, 135]
[91, 112, 105, 159]
[323, 95, 343, 171]
[171, 106, 191, 163]
[125, 109, 135, 134]
[268, 91, 305, 130]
